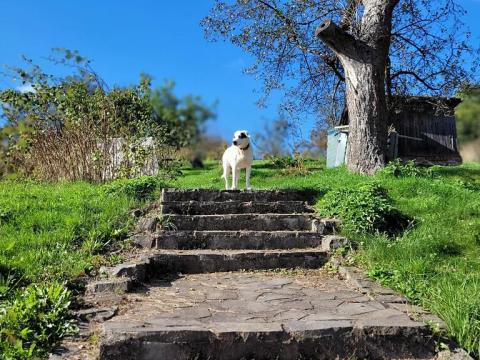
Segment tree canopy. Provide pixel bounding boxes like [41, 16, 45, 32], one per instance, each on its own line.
[456, 85, 480, 145]
[202, 0, 478, 125]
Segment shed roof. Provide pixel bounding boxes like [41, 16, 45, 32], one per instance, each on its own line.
[389, 96, 462, 114]
[339, 95, 462, 125]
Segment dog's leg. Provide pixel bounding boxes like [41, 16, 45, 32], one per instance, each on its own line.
[232, 165, 239, 190]
[223, 164, 231, 190]
[246, 166, 252, 190]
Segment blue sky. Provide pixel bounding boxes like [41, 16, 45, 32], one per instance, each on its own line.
[1, 0, 479, 141]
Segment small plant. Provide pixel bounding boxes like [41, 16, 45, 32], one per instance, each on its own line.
[158, 215, 177, 231]
[0, 282, 77, 359]
[382, 159, 434, 178]
[0, 271, 22, 302]
[319, 183, 411, 235]
[103, 176, 163, 201]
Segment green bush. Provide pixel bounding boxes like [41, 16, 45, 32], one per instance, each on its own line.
[382, 159, 435, 178]
[103, 176, 164, 201]
[0, 282, 77, 359]
[269, 156, 301, 169]
[319, 183, 411, 235]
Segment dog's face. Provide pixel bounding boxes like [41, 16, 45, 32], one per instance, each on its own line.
[232, 130, 250, 148]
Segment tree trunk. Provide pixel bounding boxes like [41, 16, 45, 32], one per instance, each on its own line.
[343, 59, 388, 174]
[315, 0, 398, 174]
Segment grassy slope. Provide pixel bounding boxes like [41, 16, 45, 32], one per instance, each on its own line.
[0, 178, 165, 358]
[0, 181, 137, 288]
[0, 161, 478, 356]
[174, 160, 480, 357]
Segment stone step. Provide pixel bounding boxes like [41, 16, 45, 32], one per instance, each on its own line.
[161, 188, 314, 203]
[145, 231, 345, 250]
[99, 272, 436, 360]
[146, 249, 329, 274]
[160, 200, 312, 215]
[165, 214, 326, 231]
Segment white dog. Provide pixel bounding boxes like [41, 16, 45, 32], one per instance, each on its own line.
[221, 130, 253, 190]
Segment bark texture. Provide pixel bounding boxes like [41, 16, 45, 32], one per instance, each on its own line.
[316, 0, 399, 174]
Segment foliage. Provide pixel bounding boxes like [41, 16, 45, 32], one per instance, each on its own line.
[366, 267, 430, 303]
[318, 183, 410, 235]
[149, 81, 217, 149]
[429, 276, 480, 357]
[382, 159, 435, 178]
[269, 155, 301, 169]
[0, 50, 214, 181]
[103, 176, 164, 201]
[0, 177, 163, 357]
[456, 85, 480, 145]
[202, 1, 478, 125]
[267, 154, 310, 176]
[0, 180, 139, 286]
[0, 282, 77, 359]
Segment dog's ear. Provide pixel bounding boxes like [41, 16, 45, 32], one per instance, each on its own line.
[244, 131, 250, 137]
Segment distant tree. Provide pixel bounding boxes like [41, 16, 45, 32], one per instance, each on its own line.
[202, 0, 478, 174]
[255, 118, 293, 158]
[456, 86, 480, 145]
[298, 127, 328, 159]
[149, 81, 217, 149]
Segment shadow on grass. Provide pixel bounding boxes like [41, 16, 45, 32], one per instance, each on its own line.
[382, 211, 416, 238]
[435, 166, 480, 179]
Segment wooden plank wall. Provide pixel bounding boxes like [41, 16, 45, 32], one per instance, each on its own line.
[390, 111, 460, 160]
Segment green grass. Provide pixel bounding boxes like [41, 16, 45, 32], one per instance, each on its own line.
[173, 160, 480, 357]
[1, 160, 479, 357]
[0, 181, 135, 286]
[0, 178, 162, 358]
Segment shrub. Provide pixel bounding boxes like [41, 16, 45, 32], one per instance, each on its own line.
[319, 183, 411, 235]
[0, 282, 77, 359]
[103, 176, 164, 201]
[382, 159, 435, 178]
[268, 155, 311, 176]
[270, 156, 301, 169]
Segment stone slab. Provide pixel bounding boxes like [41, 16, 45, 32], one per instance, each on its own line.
[154, 230, 327, 250]
[86, 278, 133, 294]
[148, 248, 329, 273]
[161, 188, 315, 203]
[166, 213, 319, 231]
[161, 200, 313, 215]
[99, 271, 436, 360]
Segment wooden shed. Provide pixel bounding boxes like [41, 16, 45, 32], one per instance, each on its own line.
[327, 96, 462, 167]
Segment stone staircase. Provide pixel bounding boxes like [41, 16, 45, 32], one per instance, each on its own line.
[130, 189, 345, 273]
[83, 189, 444, 359]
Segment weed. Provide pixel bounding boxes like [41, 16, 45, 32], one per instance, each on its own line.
[158, 215, 177, 231]
[319, 183, 411, 235]
[0, 282, 77, 359]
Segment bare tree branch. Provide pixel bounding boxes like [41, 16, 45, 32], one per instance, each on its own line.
[390, 70, 441, 91]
